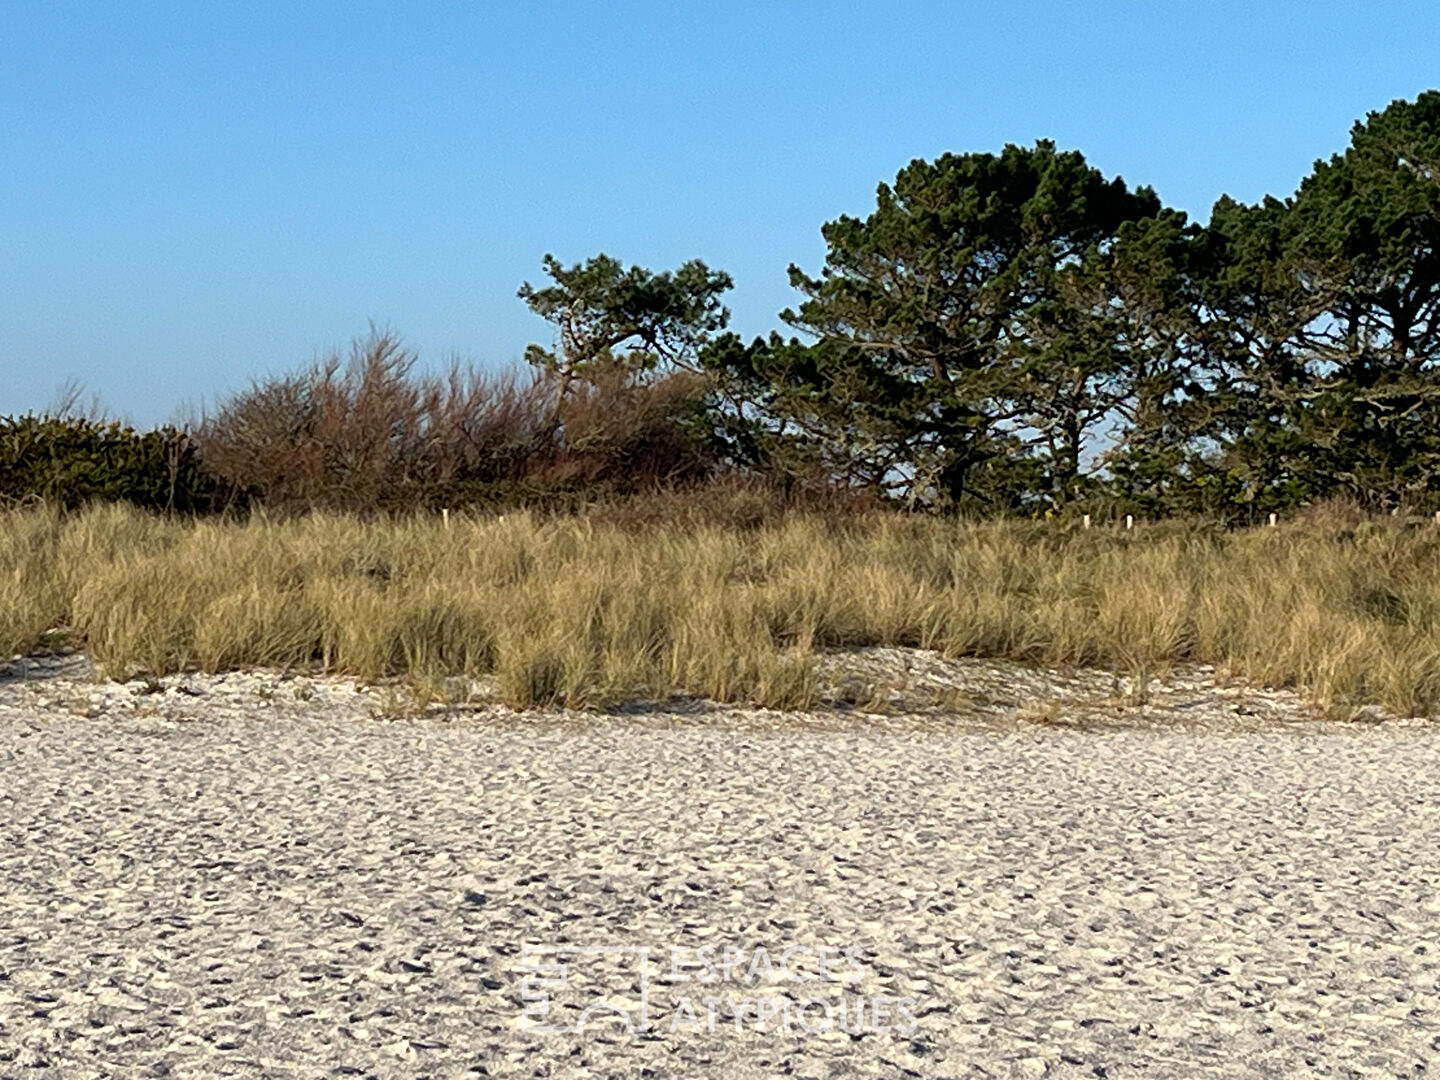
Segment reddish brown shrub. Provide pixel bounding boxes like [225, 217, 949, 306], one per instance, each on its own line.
[195, 330, 727, 514]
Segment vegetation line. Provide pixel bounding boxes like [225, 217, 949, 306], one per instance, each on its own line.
[4, 502, 1438, 716]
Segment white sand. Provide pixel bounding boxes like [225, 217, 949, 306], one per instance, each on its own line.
[2, 652, 1437, 1077]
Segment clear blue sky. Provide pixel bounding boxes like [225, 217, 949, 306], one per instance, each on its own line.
[3, 1, 1437, 426]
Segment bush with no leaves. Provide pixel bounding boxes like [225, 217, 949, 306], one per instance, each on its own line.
[195, 330, 724, 514]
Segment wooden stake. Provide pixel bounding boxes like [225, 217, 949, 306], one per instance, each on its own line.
[1082, 514, 1091, 530]
[442, 508, 450, 528]
[1125, 515, 1134, 530]
[1268, 512, 1278, 527]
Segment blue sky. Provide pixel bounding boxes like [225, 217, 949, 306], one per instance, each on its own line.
[3, 1, 1437, 425]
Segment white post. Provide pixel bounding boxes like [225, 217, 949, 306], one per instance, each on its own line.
[1082, 514, 1091, 530]
[1125, 514, 1134, 531]
[442, 508, 450, 529]
[1268, 512, 1278, 527]
[1434, 510, 1440, 527]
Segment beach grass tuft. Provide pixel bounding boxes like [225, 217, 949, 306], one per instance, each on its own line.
[4, 504, 1440, 714]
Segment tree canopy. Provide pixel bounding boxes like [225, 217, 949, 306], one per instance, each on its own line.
[518, 254, 733, 386]
[703, 141, 1165, 508]
[515, 92, 1440, 519]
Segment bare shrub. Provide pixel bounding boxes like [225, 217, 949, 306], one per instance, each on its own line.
[195, 330, 723, 514]
[523, 362, 718, 498]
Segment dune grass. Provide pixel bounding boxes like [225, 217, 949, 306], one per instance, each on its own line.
[4, 503, 1440, 716]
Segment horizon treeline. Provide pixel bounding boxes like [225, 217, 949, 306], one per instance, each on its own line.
[4, 91, 1438, 521]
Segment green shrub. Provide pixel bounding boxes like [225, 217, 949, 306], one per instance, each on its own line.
[0, 415, 222, 512]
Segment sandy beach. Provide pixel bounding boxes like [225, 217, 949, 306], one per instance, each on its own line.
[2, 652, 1438, 1077]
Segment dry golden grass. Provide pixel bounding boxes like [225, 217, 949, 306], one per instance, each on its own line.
[4, 504, 1440, 715]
